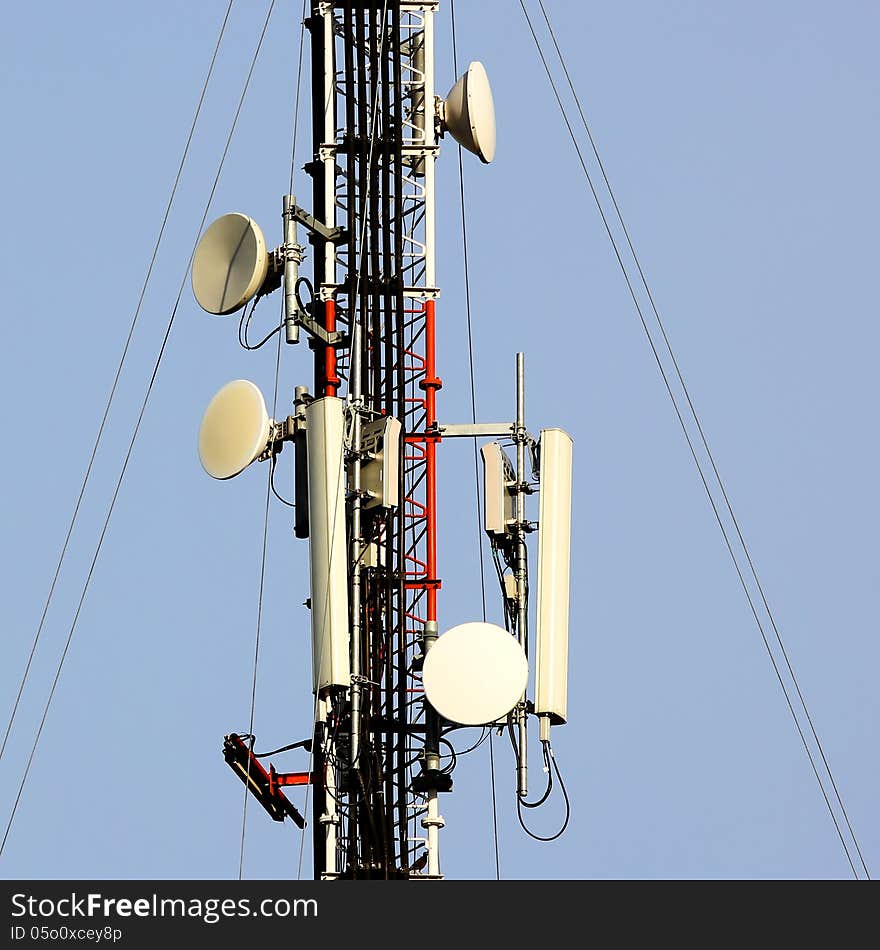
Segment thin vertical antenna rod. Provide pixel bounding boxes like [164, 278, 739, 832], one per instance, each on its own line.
[514, 352, 529, 797]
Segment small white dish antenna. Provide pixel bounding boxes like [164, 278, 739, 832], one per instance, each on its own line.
[198, 379, 272, 480]
[192, 213, 269, 315]
[442, 61, 496, 164]
[422, 621, 527, 726]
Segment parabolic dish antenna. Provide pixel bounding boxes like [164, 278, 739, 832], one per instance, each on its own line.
[198, 379, 271, 480]
[444, 61, 496, 164]
[422, 621, 527, 726]
[191, 212, 269, 315]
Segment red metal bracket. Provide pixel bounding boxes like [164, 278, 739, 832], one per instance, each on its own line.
[269, 764, 314, 797]
[222, 734, 307, 829]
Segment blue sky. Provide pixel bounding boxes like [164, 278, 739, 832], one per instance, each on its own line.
[1, 0, 877, 879]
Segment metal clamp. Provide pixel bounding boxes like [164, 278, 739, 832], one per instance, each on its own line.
[290, 203, 345, 244]
[297, 311, 347, 346]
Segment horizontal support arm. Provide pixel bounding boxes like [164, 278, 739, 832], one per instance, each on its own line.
[292, 204, 345, 244]
[435, 422, 515, 438]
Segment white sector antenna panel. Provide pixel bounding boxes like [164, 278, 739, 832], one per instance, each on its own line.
[481, 442, 515, 538]
[535, 428, 573, 725]
[305, 397, 351, 693]
[360, 416, 402, 510]
[423, 622, 528, 726]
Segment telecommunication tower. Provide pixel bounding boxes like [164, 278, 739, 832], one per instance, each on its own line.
[192, 0, 572, 880]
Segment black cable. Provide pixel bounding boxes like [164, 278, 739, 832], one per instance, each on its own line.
[240, 313, 285, 881]
[449, 0, 488, 626]
[295, 275, 315, 316]
[269, 456, 296, 508]
[487, 728, 501, 877]
[239, 296, 284, 350]
[241, 273, 290, 878]
[321, 775, 353, 813]
[491, 543, 514, 632]
[3, 298, 177, 861]
[288, 0, 308, 196]
[441, 726, 489, 757]
[438, 737, 458, 775]
[537, 0, 871, 882]
[218, 2, 281, 881]
[450, 3, 500, 881]
[254, 739, 312, 758]
[0, 0, 276, 863]
[516, 742, 571, 842]
[506, 712, 519, 759]
[518, 742, 553, 809]
[0, 0, 236, 768]
[520, 0, 865, 880]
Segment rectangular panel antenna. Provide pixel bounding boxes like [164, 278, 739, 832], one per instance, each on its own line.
[360, 416, 402, 510]
[535, 428, 573, 727]
[305, 397, 351, 693]
[481, 442, 515, 538]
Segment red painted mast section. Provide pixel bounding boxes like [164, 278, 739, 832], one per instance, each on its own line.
[323, 299, 339, 397]
[421, 299, 441, 621]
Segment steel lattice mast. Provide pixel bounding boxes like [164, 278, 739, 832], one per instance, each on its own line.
[306, 0, 442, 878]
[196, 0, 571, 882]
